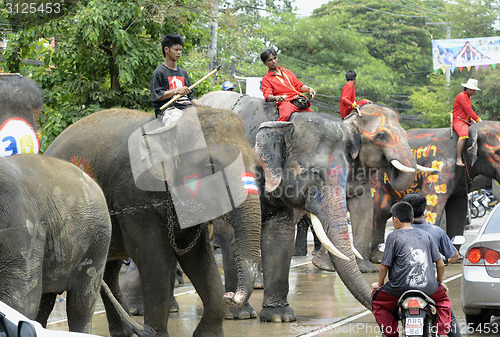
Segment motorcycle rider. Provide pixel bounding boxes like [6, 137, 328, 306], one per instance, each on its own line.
[403, 193, 462, 337]
[371, 201, 451, 337]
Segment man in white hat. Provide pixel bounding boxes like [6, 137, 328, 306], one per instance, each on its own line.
[452, 78, 481, 167]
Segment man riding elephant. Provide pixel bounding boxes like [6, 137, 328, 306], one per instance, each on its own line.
[45, 106, 262, 337]
[370, 121, 500, 263]
[197, 91, 431, 322]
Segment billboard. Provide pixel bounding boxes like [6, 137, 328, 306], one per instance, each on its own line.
[432, 36, 500, 71]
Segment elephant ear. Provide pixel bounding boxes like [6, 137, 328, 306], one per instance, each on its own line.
[467, 130, 479, 166]
[254, 121, 294, 193]
[344, 122, 361, 160]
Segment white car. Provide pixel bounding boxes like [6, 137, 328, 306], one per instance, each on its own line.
[461, 203, 500, 328]
[0, 301, 103, 337]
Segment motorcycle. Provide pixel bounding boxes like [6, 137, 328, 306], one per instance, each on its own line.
[397, 289, 438, 337]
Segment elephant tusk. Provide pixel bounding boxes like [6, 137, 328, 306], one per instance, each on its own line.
[390, 159, 416, 173]
[416, 164, 437, 173]
[347, 216, 363, 260]
[310, 214, 350, 261]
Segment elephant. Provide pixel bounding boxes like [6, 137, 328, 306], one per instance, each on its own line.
[0, 74, 42, 156]
[0, 154, 112, 334]
[44, 106, 262, 337]
[370, 122, 500, 263]
[197, 91, 422, 321]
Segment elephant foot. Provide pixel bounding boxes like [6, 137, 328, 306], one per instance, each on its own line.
[129, 304, 144, 316]
[259, 306, 297, 323]
[170, 297, 180, 313]
[370, 249, 383, 264]
[357, 259, 379, 273]
[312, 248, 335, 272]
[225, 303, 257, 320]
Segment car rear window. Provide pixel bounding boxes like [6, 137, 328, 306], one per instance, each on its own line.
[484, 207, 500, 234]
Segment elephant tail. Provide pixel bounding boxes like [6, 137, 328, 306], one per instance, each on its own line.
[100, 279, 156, 337]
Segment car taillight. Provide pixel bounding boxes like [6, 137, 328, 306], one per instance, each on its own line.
[485, 249, 499, 264]
[468, 248, 481, 264]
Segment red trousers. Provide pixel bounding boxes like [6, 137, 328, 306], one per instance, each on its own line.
[277, 101, 312, 121]
[371, 285, 451, 337]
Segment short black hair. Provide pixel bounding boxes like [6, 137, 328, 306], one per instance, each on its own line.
[161, 33, 184, 57]
[402, 193, 427, 218]
[391, 201, 414, 224]
[346, 70, 357, 81]
[261, 48, 277, 63]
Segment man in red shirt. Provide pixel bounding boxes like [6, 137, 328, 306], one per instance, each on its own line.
[340, 70, 372, 119]
[452, 79, 482, 167]
[260, 48, 316, 121]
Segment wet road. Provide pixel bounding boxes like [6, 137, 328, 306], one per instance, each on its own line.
[47, 215, 499, 336]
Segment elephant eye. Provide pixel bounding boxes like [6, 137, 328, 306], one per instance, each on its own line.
[374, 131, 389, 142]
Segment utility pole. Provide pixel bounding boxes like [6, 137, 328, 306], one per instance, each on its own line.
[426, 21, 452, 87]
[208, 0, 219, 70]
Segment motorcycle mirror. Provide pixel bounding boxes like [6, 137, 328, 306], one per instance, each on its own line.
[451, 235, 466, 246]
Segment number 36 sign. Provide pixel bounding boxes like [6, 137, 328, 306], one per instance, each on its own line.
[0, 118, 40, 157]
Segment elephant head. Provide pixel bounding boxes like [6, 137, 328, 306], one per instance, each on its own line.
[466, 122, 500, 183]
[0, 74, 42, 156]
[254, 113, 372, 309]
[342, 104, 418, 191]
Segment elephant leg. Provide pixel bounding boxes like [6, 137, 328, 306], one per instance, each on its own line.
[259, 208, 297, 323]
[36, 293, 56, 327]
[120, 260, 144, 316]
[349, 190, 379, 273]
[370, 203, 392, 264]
[216, 217, 257, 320]
[293, 215, 309, 256]
[169, 267, 179, 313]
[101, 259, 134, 337]
[311, 225, 322, 253]
[176, 228, 225, 337]
[446, 195, 468, 239]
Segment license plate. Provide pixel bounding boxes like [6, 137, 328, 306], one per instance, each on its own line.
[405, 317, 423, 335]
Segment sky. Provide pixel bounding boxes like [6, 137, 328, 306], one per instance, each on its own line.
[293, 0, 331, 17]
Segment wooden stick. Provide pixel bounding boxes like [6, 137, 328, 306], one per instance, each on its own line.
[160, 65, 221, 111]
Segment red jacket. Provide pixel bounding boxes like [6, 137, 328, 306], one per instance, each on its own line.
[261, 67, 304, 106]
[340, 81, 369, 119]
[452, 91, 480, 123]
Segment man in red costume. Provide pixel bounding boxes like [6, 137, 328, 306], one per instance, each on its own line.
[340, 70, 372, 119]
[452, 78, 481, 167]
[260, 48, 316, 121]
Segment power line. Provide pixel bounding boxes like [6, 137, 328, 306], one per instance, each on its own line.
[382, 0, 441, 15]
[400, 0, 442, 15]
[343, 0, 429, 18]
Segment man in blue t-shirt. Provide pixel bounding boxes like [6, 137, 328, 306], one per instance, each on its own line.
[371, 201, 451, 337]
[403, 193, 461, 337]
[150, 33, 198, 117]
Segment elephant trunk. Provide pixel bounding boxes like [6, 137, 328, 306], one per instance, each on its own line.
[223, 195, 261, 308]
[306, 186, 372, 310]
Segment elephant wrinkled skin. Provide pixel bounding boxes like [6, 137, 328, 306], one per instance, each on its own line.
[0, 154, 111, 334]
[45, 107, 261, 337]
[198, 91, 418, 321]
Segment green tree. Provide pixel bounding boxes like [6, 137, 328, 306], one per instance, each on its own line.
[1, 0, 211, 150]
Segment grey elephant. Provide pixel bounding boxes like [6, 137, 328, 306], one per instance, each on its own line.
[370, 122, 500, 262]
[0, 74, 42, 156]
[197, 91, 424, 321]
[45, 106, 261, 337]
[0, 154, 111, 334]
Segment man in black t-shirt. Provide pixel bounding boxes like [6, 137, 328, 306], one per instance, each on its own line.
[150, 33, 198, 117]
[371, 202, 451, 337]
